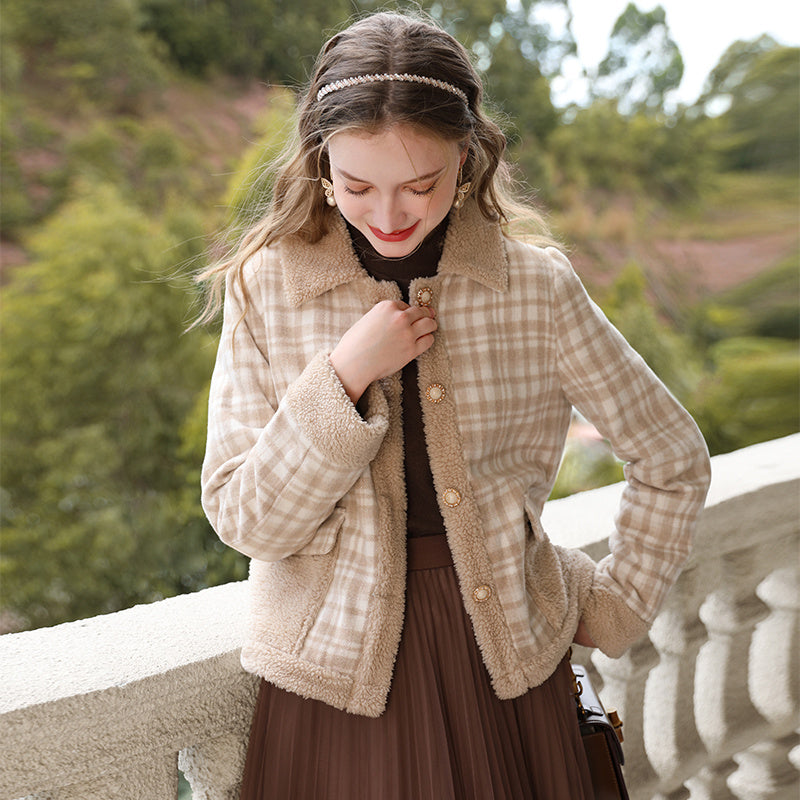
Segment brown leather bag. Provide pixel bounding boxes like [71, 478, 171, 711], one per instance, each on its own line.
[570, 659, 630, 800]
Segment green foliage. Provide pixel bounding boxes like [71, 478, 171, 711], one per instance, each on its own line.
[550, 102, 716, 200]
[597, 258, 800, 458]
[0, 183, 230, 629]
[221, 91, 297, 231]
[692, 338, 800, 455]
[4, 0, 166, 112]
[594, 3, 683, 114]
[601, 262, 702, 403]
[65, 121, 127, 185]
[485, 30, 558, 192]
[550, 435, 624, 500]
[697, 35, 779, 113]
[687, 258, 800, 455]
[712, 42, 799, 171]
[0, 110, 36, 234]
[694, 256, 800, 344]
[0, 97, 63, 238]
[141, 0, 354, 83]
[2, 0, 797, 633]
[140, 0, 231, 77]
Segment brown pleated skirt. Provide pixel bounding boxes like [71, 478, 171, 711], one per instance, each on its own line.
[239, 534, 594, 799]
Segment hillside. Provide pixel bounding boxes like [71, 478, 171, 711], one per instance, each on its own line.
[1, 76, 275, 274]
[3, 76, 797, 302]
[2, 58, 797, 636]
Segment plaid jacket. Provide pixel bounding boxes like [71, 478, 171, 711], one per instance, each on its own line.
[201, 200, 711, 717]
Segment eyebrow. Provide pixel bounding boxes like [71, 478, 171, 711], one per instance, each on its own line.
[334, 166, 445, 184]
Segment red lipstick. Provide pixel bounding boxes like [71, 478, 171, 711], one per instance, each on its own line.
[368, 221, 419, 243]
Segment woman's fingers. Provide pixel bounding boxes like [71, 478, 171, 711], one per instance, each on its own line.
[406, 305, 437, 340]
[330, 300, 438, 404]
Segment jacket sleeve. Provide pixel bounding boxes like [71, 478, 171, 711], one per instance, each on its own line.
[548, 248, 711, 657]
[201, 262, 389, 561]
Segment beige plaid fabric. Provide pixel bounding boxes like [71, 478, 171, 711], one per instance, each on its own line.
[201, 201, 711, 716]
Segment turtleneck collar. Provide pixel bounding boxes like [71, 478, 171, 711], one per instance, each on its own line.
[346, 217, 449, 287]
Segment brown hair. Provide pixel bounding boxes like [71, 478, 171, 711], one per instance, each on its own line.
[196, 11, 551, 323]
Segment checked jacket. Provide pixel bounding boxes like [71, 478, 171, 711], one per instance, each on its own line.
[201, 200, 711, 717]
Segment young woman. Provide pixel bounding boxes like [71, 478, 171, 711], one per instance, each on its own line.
[199, 11, 711, 799]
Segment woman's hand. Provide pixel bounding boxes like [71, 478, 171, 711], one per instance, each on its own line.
[330, 300, 438, 404]
[573, 619, 597, 648]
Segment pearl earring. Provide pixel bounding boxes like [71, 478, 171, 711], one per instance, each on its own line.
[321, 177, 336, 207]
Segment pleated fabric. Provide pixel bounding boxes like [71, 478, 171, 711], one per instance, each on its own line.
[239, 534, 594, 800]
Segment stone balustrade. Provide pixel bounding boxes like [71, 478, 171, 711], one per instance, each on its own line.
[2, 434, 798, 800]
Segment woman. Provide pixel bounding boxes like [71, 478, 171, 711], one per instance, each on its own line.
[199, 11, 711, 798]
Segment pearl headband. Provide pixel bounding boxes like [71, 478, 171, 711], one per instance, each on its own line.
[316, 72, 468, 105]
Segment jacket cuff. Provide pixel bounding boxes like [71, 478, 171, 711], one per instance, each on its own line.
[285, 351, 389, 469]
[582, 576, 650, 658]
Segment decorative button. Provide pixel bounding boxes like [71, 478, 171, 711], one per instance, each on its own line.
[416, 286, 434, 307]
[442, 488, 461, 508]
[425, 384, 446, 404]
[473, 584, 492, 603]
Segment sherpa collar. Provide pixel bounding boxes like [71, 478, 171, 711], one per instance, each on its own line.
[280, 199, 509, 307]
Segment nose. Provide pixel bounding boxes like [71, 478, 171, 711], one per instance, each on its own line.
[372, 192, 406, 233]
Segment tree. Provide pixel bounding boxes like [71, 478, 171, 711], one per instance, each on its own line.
[0, 183, 224, 630]
[142, 0, 355, 83]
[698, 37, 799, 171]
[140, 0, 232, 77]
[696, 35, 779, 116]
[3, 0, 166, 111]
[549, 100, 714, 199]
[593, 3, 683, 115]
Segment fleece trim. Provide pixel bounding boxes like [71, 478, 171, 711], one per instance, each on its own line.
[285, 351, 389, 469]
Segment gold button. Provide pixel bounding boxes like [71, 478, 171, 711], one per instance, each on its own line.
[416, 287, 433, 307]
[425, 384, 446, 404]
[473, 585, 492, 603]
[442, 488, 461, 508]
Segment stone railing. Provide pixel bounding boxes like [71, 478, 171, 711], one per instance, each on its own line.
[2, 434, 798, 800]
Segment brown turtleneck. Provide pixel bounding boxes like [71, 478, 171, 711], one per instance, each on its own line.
[348, 221, 448, 538]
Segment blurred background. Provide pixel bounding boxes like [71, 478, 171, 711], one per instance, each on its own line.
[1, 0, 798, 635]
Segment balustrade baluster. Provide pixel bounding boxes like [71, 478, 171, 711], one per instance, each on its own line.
[749, 565, 799, 732]
[592, 637, 660, 795]
[180, 732, 251, 800]
[695, 547, 769, 756]
[728, 734, 800, 800]
[684, 762, 738, 800]
[724, 562, 800, 799]
[644, 566, 708, 791]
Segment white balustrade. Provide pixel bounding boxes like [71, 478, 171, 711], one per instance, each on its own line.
[1, 435, 798, 800]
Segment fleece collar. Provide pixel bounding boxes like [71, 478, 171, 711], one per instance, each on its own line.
[280, 199, 509, 307]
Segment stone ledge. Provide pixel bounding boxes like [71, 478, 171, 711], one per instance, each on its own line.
[1, 434, 797, 799]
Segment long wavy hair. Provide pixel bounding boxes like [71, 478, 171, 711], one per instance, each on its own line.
[196, 11, 552, 323]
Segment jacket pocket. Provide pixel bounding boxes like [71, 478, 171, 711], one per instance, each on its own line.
[247, 512, 343, 659]
[294, 506, 345, 556]
[523, 494, 569, 634]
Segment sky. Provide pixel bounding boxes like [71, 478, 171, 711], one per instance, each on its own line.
[550, 0, 799, 107]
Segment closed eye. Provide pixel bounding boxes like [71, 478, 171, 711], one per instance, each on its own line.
[408, 182, 438, 197]
[344, 182, 437, 197]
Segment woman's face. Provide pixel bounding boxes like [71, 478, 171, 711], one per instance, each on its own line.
[327, 124, 466, 258]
